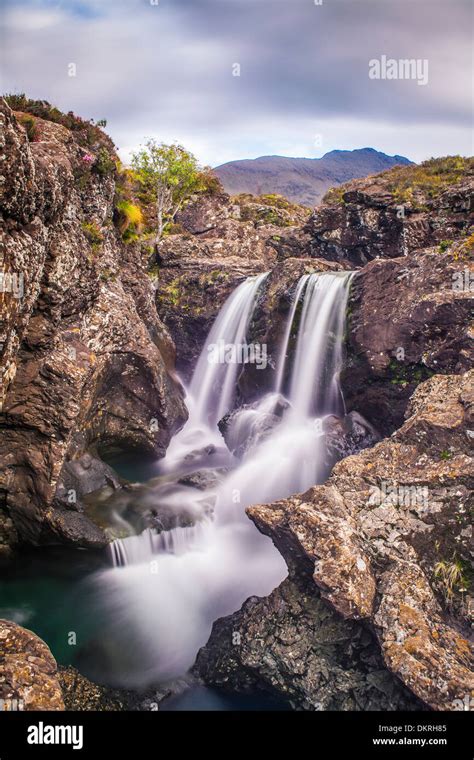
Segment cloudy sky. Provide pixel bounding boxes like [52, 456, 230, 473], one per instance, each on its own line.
[1, 0, 472, 166]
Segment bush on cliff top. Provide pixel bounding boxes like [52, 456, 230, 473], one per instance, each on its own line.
[387, 155, 473, 204]
[322, 155, 474, 206]
[3, 93, 114, 154]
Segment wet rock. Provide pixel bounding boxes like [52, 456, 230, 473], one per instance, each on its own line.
[218, 394, 290, 458]
[342, 251, 473, 434]
[85, 479, 213, 538]
[323, 411, 380, 466]
[0, 619, 64, 710]
[244, 371, 474, 710]
[194, 573, 422, 711]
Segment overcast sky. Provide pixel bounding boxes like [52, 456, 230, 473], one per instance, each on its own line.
[1, 0, 472, 166]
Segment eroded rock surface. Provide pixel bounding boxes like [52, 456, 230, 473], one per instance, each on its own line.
[343, 251, 473, 434]
[0, 100, 187, 549]
[155, 192, 310, 379]
[0, 619, 64, 710]
[305, 163, 474, 267]
[196, 371, 474, 710]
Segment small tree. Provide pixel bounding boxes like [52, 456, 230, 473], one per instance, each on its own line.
[131, 140, 202, 242]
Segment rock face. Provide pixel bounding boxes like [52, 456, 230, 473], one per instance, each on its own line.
[0, 619, 64, 710]
[194, 572, 422, 711]
[343, 250, 474, 435]
[0, 100, 187, 549]
[196, 371, 474, 711]
[155, 192, 310, 380]
[305, 160, 474, 266]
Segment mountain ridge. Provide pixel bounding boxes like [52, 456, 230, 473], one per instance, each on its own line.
[214, 147, 413, 207]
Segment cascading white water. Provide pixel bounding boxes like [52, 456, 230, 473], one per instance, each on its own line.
[274, 274, 308, 394]
[190, 272, 269, 426]
[288, 272, 352, 417]
[87, 270, 353, 687]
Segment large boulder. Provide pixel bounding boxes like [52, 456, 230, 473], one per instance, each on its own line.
[195, 371, 474, 711]
[0, 620, 64, 710]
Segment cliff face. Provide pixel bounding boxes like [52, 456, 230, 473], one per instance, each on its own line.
[305, 161, 474, 266]
[0, 101, 187, 551]
[196, 371, 474, 711]
[155, 191, 309, 379]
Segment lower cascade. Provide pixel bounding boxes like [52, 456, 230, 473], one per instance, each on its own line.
[88, 271, 354, 686]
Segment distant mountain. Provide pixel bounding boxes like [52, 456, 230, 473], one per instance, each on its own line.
[214, 148, 413, 207]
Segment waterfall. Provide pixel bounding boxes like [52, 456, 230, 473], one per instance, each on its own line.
[274, 274, 308, 394]
[287, 271, 352, 417]
[89, 269, 353, 687]
[190, 272, 268, 426]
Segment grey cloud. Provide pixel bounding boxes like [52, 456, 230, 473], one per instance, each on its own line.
[0, 0, 472, 164]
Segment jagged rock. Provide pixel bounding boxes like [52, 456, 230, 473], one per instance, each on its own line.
[155, 193, 310, 380]
[305, 164, 474, 266]
[196, 371, 474, 710]
[342, 250, 473, 434]
[194, 572, 422, 711]
[0, 100, 187, 548]
[0, 619, 64, 710]
[218, 394, 290, 458]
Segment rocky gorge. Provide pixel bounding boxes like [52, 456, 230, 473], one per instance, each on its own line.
[0, 99, 473, 713]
